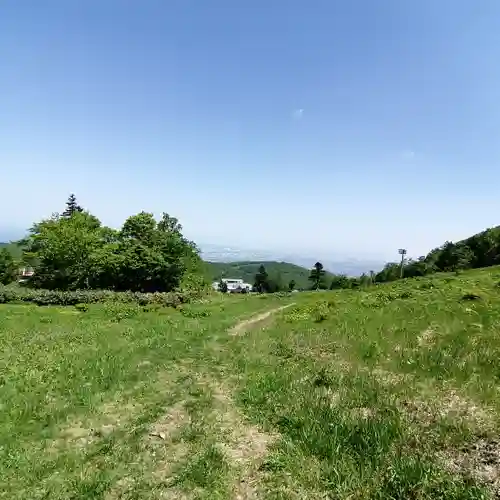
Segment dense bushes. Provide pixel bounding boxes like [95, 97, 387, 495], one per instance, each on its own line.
[0, 285, 203, 307]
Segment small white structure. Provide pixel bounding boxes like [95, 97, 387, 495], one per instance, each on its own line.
[18, 267, 34, 283]
[212, 278, 253, 293]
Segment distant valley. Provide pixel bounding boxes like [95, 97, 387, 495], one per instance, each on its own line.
[199, 243, 383, 277]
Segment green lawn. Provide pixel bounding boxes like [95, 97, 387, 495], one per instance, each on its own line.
[2, 269, 500, 498]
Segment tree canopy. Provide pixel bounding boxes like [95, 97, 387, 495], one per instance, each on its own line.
[0, 248, 17, 285]
[22, 208, 201, 292]
[374, 227, 500, 284]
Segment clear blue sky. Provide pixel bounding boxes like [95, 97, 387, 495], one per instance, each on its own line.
[1, 0, 500, 260]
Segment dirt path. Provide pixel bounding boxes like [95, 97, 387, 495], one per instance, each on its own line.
[229, 303, 295, 336]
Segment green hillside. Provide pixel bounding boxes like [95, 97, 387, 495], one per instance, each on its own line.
[376, 225, 500, 283]
[0, 241, 23, 259]
[3, 266, 500, 497]
[204, 260, 327, 289]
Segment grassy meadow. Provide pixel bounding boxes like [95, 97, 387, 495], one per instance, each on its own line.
[2, 268, 500, 498]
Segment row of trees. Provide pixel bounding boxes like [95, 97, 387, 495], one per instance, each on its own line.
[251, 224, 500, 293]
[250, 262, 364, 293]
[374, 227, 500, 284]
[3, 194, 500, 293]
[2, 195, 203, 292]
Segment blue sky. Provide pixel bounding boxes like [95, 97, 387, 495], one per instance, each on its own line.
[1, 0, 500, 261]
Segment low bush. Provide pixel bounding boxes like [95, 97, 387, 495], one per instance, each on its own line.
[0, 285, 203, 308]
[313, 301, 330, 322]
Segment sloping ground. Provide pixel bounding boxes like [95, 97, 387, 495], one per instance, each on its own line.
[3, 267, 500, 498]
[228, 303, 295, 336]
[204, 260, 331, 290]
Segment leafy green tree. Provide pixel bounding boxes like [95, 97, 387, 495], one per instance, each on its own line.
[111, 212, 190, 292]
[404, 257, 436, 278]
[454, 245, 474, 270]
[24, 211, 104, 290]
[157, 213, 183, 234]
[23, 205, 198, 292]
[62, 194, 83, 217]
[288, 279, 296, 291]
[329, 274, 350, 289]
[375, 262, 400, 283]
[309, 262, 326, 290]
[254, 264, 269, 293]
[359, 273, 372, 287]
[0, 248, 17, 285]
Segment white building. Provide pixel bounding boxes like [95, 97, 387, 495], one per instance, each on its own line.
[212, 278, 253, 293]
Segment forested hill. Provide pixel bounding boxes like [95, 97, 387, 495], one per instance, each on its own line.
[0, 242, 22, 259]
[376, 225, 500, 281]
[205, 261, 330, 289]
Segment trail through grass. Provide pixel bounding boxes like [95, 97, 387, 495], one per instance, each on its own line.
[2, 268, 500, 498]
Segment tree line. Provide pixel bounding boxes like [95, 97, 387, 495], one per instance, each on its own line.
[245, 261, 367, 293]
[2, 195, 500, 291]
[373, 227, 500, 284]
[247, 226, 500, 293]
[0, 195, 202, 292]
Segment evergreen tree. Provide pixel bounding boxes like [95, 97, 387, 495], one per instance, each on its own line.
[309, 262, 326, 290]
[62, 194, 83, 217]
[218, 279, 228, 293]
[254, 264, 269, 293]
[288, 279, 296, 291]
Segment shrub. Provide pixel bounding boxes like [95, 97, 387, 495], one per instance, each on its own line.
[418, 280, 437, 290]
[0, 285, 202, 308]
[104, 303, 142, 321]
[313, 301, 330, 322]
[179, 306, 211, 318]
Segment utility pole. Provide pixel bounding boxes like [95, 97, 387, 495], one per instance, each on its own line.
[398, 249, 407, 279]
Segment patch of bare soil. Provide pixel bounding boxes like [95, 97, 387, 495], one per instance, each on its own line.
[148, 401, 190, 442]
[48, 400, 142, 452]
[417, 327, 436, 348]
[371, 367, 409, 386]
[211, 386, 277, 499]
[401, 389, 495, 430]
[442, 438, 500, 495]
[229, 304, 295, 336]
[142, 401, 191, 482]
[104, 401, 191, 499]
